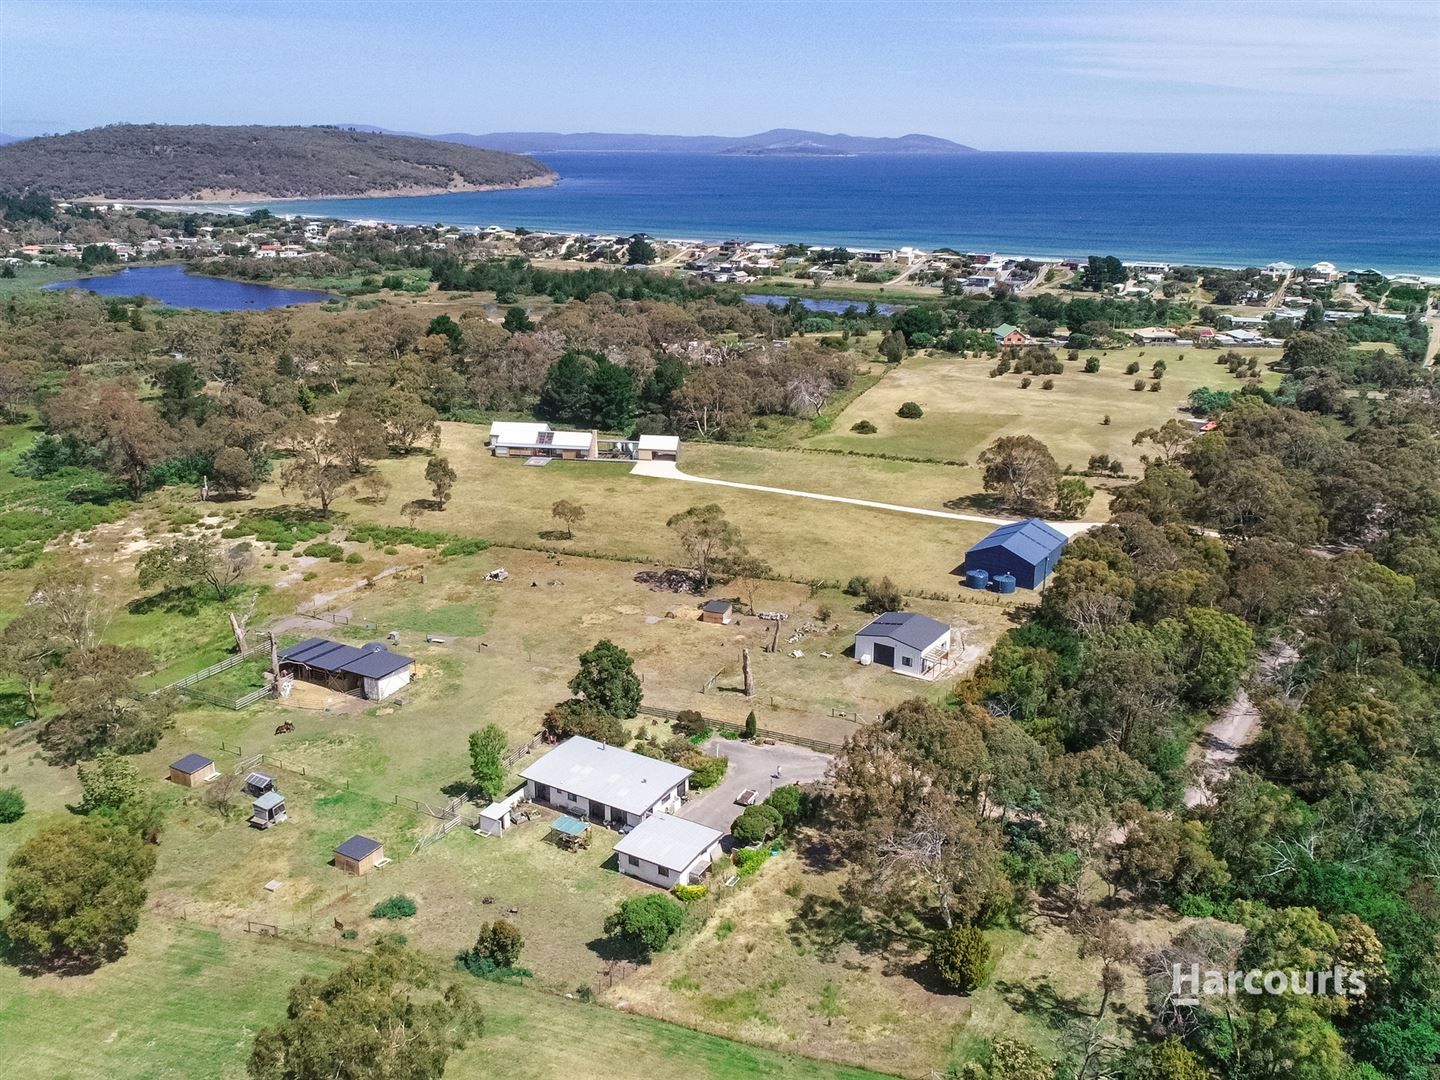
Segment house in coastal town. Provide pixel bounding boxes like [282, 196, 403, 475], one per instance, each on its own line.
[635, 434, 680, 461]
[333, 834, 385, 875]
[614, 813, 724, 888]
[488, 421, 599, 460]
[276, 638, 415, 700]
[854, 611, 953, 680]
[992, 323, 1028, 346]
[964, 518, 1070, 589]
[1131, 327, 1181, 346]
[168, 753, 217, 787]
[699, 599, 734, 624]
[519, 736, 691, 829]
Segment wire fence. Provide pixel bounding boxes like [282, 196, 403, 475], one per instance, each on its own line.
[636, 705, 845, 754]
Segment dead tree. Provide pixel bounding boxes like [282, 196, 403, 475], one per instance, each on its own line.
[742, 648, 755, 698]
[227, 592, 258, 652]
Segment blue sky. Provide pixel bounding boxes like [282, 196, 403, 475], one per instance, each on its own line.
[2, 0, 1437, 152]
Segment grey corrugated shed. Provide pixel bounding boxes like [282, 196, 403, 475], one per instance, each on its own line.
[855, 611, 950, 651]
[253, 790, 285, 811]
[520, 736, 691, 816]
[335, 834, 382, 861]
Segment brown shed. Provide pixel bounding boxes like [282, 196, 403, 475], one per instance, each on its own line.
[168, 753, 217, 787]
[334, 834, 384, 875]
[699, 599, 734, 625]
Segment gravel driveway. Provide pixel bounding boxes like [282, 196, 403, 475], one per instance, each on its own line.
[679, 738, 833, 833]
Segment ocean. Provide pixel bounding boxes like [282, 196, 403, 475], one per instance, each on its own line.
[246, 152, 1440, 275]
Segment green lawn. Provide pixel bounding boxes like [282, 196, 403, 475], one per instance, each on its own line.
[0, 921, 893, 1080]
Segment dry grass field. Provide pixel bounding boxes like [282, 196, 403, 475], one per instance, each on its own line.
[809, 346, 1283, 468]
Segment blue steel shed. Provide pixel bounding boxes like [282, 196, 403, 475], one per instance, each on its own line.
[964, 518, 1069, 590]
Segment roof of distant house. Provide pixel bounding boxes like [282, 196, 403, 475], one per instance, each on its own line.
[488, 421, 593, 450]
[335, 834, 383, 861]
[993, 322, 1021, 337]
[520, 736, 692, 816]
[637, 434, 680, 452]
[171, 753, 213, 774]
[855, 611, 951, 650]
[967, 518, 1069, 564]
[614, 812, 723, 871]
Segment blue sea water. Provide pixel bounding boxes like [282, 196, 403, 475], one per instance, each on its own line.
[44, 264, 332, 310]
[249, 152, 1440, 275]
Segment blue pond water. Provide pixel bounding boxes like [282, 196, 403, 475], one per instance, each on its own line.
[44, 264, 333, 311]
[743, 294, 898, 315]
[250, 152, 1440, 275]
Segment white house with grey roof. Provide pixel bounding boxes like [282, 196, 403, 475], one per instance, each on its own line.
[854, 611, 953, 679]
[613, 813, 723, 888]
[519, 736, 691, 829]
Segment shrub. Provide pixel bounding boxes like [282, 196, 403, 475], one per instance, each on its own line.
[1125, 361, 1141, 374]
[896, 401, 924, 419]
[541, 699, 628, 745]
[763, 785, 808, 827]
[732, 848, 768, 876]
[731, 803, 783, 845]
[468, 918, 523, 968]
[604, 894, 686, 954]
[1149, 379, 1163, 391]
[672, 884, 708, 903]
[1102, 414, 1112, 425]
[340, 928, 358, 940]
[369, 895, 418, 920]
[743, 711, 757, 739]
[1133, 378, 1147, 391]
[1020, 376, 1032, 389]
[302, 541, 343, 559]
[849, 420, 878, 434]
[0, 786, 25, 823]
[1083, 356, 1100, 372]
[344, 552, 363, 564]
[861, 576, 904, 615]
[1041, 378, 1055, 390]
[674, 709, 707, 737]
[680, 751, 727, 789]
[931, 926, 994, 994]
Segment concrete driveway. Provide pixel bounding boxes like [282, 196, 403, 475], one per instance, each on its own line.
[679, 738, 833, 833]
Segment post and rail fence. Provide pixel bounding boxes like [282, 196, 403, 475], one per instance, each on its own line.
[635, 704, 845, 754]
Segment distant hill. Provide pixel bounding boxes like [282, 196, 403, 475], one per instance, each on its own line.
[0, 124, 555, 200]
[342, 125, 977, 156]
[0, 134, 20, 147]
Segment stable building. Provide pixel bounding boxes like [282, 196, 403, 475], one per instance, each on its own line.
[277, 638, 415, 701]
[614, 813, 724, 888]
[488, 421, 598, 460]
[333, 834, 385, 875]
[519, 736, 691, 829]
[854, 611, 953, 679]
[169, 753, 217, 787]
[964, 518, 1069, 589]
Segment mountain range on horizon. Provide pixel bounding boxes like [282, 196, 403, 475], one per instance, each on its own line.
[337, 125, 978, 156]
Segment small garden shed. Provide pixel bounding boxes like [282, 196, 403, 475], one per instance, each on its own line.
[168, 753, 217, 787]
[334, 834, 385, 875]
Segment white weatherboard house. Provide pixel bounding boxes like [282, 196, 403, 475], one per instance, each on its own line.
[614, 813, 724, 888]
[519, 736, 691, 829]
[854, 611, 953, 679]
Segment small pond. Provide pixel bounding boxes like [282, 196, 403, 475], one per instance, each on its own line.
[742, 293, 899, 316]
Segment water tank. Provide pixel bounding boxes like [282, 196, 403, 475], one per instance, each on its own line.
[964, 568, 990, 590]
[992, 573, 1017, 594]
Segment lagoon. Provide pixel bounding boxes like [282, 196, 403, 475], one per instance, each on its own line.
[743, 294, 899, 315]
[44, 265, 333, 311]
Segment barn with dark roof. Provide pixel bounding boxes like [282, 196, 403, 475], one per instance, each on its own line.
[963, 518, 1069, 590]
[277, 637, 415, 700]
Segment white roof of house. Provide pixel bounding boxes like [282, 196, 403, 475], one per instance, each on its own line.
[638, 434, 680, 452]
[489, 422, 593, 450]
[614, 812, 723, 871]
[520, 736, 691, 815]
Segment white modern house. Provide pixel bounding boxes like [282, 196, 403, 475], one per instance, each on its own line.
[488, 421, 598, 460]
[854, 611, 953, 680]
[613, 812, 724, 888]
[519, 736, 691, 829]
